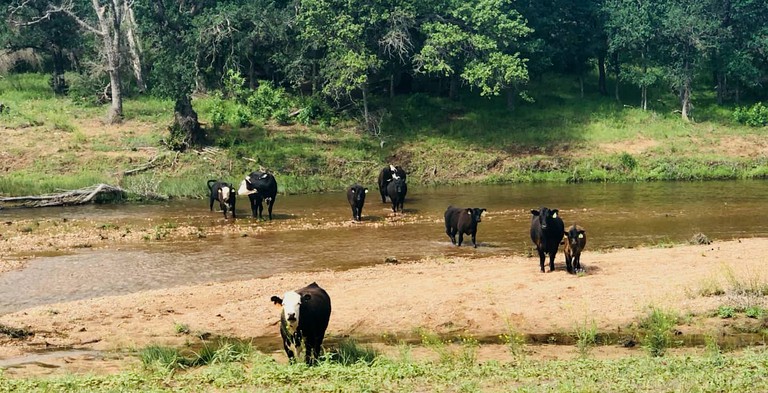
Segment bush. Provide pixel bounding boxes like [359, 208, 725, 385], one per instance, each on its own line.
[639, 308, 678, 357]
[247, 81, 292, 120]
[733, 102, 768, 127]
[68, 72, 110, 107]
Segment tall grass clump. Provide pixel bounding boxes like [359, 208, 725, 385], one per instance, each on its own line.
[140, 345, 190, 371]
[327, 338, 379, 365]
[575, 319, 598, 357]
[639, 307, 679, 357]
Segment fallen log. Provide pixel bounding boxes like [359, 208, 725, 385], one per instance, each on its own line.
[0, 184, 126, 208]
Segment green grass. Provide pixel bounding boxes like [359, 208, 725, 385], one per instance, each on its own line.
[639, 307, 680, 357]
[2, 72, 768, 198]
[5, 347, 768, 392]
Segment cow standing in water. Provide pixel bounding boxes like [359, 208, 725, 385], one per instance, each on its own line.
[444, 206, 486, 248]
[238, 171, 278, 220]
[377, 165, 406, 203]
[347, 184, 368, 221]
[270, 282, 332, 365]
[207, 180, 236, 219]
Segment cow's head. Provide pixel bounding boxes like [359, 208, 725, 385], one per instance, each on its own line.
[392, 177, 406, 193]
[467, 208, 486, 223]
[565, 226, 585, 248]
[218, 185, 233, 208]
[350, 186, 368, 202]
[531, 207, 559, 230]
[271, 291, 311, 331]
[237, 178, 259, 196]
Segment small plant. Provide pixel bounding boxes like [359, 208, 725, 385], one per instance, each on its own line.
[745, 306, 764, 319]
[575, 319, 598, 358]
[140, 345, 189, 371]
[328, 338, 379, 365]
[639, 307, 678, 357]
[174, 323, 191, 335]
[192, 339, 253, 366]
[500, 324, 526, 360]
[618, 152, 637, 171]
[716, 305, 736, 318]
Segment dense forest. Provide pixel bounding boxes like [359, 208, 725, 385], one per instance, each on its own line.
[2, 0, 767, 141]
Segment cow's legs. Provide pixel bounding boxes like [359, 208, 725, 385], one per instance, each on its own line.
[538, 249, 546, 272]
[471, 233, 477, 248]
[549, 252, 556, 272]
[565, 254, 574, 274]
[267, 196, 275, 220]
[573, 254, 582, 272]
[457, 232, 464, 247]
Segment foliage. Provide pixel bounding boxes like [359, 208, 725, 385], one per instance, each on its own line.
[327, 338, 380, 365]
[575, 319, 598, 357]
[639, 307, 679, 357]
[733, 103, 768, 127]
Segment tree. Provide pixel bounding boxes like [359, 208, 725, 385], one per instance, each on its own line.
[604, 0, 662, 109]
[9, 0, 145, 123]
[657, 0, 719, 121]
[413, 0, 531, 100]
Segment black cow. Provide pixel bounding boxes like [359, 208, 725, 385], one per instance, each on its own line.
[207, 180, 236, 219]
[270, 282, 332, 365]
[377, 165, 406, 203]
[444, 206, 486, 248]
[238, 171, 278, 220]
[530, 207, 565, 273]
[347, 184, 368, 221]
[386, 177, 407, 213]
[563, 224, 587, 273]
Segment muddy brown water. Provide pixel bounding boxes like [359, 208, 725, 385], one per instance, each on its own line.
[1, 180, 768, 315]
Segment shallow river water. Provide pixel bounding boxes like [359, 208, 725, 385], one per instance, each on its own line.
[1, 180, 767, 314]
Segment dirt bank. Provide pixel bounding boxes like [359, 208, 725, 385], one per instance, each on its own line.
[2, 237, 766, 375]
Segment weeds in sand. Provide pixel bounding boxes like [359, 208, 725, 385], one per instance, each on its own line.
[716, 305, 736, 318]
[575, 319, 598, 358]
[174, 323, 190, 335]
[639, 307, 679, 357]
[500, 324, 527, 360]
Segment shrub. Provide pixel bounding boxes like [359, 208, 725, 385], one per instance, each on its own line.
[733, 102, 768, 127]
[327, 338, 379, 365]
[247, 81, 292, 120]
[639, 307, 678, 357]
[716, 305, 735, 318]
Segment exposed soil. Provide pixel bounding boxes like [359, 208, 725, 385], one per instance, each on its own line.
[1, 236, 767, 378]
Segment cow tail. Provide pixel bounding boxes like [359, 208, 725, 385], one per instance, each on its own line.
[207, 179, 217, 191]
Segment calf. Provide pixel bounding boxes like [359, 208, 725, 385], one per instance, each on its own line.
[563, 224, 587, 273]
[444, 206, 486, 248]
[237, 171, 278, 220]
[530, 207, 565, 273]
[377, 165, 406, 203]
[347, 184, 368, 221]
[386, 176, 407, 213]
[270, 282, 332, 365]
[207, 180, 236, 219]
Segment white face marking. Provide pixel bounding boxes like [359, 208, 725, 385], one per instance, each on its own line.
[281, 291, 302, 331]
[220, 186, 230, 201]
[389, 164, 396, 172]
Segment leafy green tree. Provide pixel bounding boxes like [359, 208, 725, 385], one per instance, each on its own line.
[657, 0, 719, 121]
[413, 0, 531, 100]
[604, 0, 662, 109]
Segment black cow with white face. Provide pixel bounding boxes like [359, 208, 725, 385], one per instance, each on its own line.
[530, 207, 565, 273]
[207, 180, 236, 219]
[238, 171, 278, 220]
[347, 184, 368, 221]
[270, 282, 332, 365]
[444, 206, 486, 248]
[377, 165, 406, 203]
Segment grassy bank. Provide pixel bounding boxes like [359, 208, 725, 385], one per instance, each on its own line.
[2, 343, 767, 392]
[1, 73, 766, 198]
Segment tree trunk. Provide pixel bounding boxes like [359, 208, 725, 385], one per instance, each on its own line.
[50, 45, 68, 95]
[362, 84, 370, 122]
[598, 54, 607, 96]
[578, 75, 584, 98]
[716, 71, 724, 105]
[449, 75, 458, 100]
[641, 86, 647, 111]
[389, 74, 394, 99]
[123, 4, 145, 93]
[681, 84, 691, 122]
[506, 88, 515, 111]
[92, 0, 124, 124]
[613, 52, 620, 102]
[168, 95, 203, 151]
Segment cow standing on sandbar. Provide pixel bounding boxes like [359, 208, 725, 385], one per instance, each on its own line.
[270, 282, 332, 365]
[530, 207, 565, 273]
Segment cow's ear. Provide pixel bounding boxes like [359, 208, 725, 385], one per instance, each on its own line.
[270, 296, 283, 305]
[351, 188, 355, 193]
[552, 209, 559, 215]
[466, 208, 472, 215]
[301, 294, 312, 302]
[531, 209, 540, 216]
[261, 173, 269, 179]
[364, 188, 368, 193]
